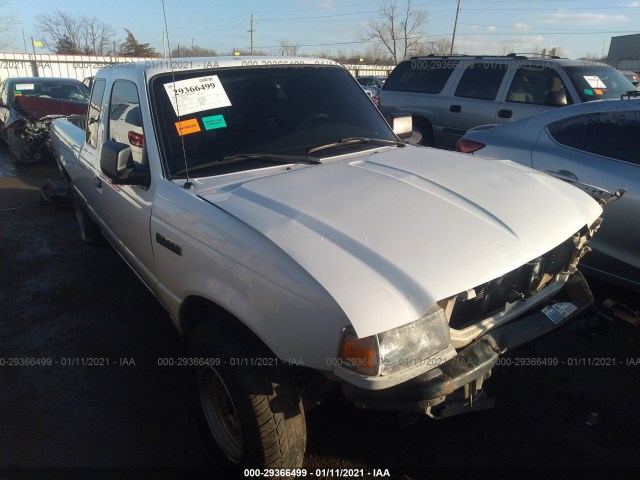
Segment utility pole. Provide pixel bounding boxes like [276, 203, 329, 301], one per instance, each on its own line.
[248, 13, 255, 55]
[30, 37, 39, 77]
[450, 0, 460, 55]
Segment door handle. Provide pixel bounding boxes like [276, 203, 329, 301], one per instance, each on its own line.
[93, 176, 102, 188]
[498, 109, 512, 118]
[544, 169, 578, 183]
[449, 104, 462, 113]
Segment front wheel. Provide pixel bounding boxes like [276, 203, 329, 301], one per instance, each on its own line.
[188, 322, 306, 474]
[412, 118, 435, 147]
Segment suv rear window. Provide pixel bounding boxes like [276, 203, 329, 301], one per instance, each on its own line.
[564, 66, 635, 102]
[383, 60, 457, 94]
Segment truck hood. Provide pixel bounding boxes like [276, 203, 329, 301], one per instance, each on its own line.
[197, 146, 602, 338]
[14, 96, 88, 121]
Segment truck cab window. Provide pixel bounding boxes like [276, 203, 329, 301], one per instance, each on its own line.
[86, 79, 106, 148]
[108, 80, 145, 166]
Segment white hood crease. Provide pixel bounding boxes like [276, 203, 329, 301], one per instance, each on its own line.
[198, 146, 602, 338]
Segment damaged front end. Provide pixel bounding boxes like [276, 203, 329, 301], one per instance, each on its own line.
[9, 117, 59, 162]
[340, 221, 602, 418]
[7, 95, 88, 164]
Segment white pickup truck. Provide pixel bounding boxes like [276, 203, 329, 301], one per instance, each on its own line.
[50, 57, 603, 473]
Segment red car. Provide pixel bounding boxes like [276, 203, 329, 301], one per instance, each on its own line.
[0, 77, 89, 164]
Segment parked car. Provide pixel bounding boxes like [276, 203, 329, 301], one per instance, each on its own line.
[357, 76, 386, 100]
[457, 99, 639, 290]
[0, 77, 89, 164]
[619, 70, 639, 88]
[380, 55, 636, 149]
[108, 101, 144, 164]
[357, 75, 384, 90]
[50, 57, 604, 472]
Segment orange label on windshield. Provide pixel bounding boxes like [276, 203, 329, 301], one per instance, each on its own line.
[175, 118, 201, 136]
[594, 88, 603, 95]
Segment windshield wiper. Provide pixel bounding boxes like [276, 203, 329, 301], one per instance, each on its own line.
[175, 153, 320, 175]
[307, 137, 405, 155]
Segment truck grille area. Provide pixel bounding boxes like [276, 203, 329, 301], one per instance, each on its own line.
[449, 234, 580, 330]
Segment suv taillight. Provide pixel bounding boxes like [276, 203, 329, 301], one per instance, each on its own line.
[456, 138, 485, 153]
[128, 131, 144, 148]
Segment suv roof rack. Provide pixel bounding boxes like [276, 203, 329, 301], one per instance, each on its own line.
[507, 52, 565, 59]
[407, 53, 569, 61]
[621, 90, 639, 100]
[409, 54, 530, 60]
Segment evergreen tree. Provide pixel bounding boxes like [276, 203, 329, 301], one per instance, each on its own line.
[120, 29, 159, 57]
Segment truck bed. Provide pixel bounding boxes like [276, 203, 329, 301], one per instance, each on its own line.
[50, 116, 86, 167]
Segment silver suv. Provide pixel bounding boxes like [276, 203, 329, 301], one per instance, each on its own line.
[380, 55, 636, 149]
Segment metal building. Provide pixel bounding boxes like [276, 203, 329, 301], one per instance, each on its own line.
[607, 34, 640, 72]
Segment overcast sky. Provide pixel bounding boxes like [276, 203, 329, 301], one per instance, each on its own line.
[6, 0, 640, 59]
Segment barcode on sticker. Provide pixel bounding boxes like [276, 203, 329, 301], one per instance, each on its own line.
[542, 306, 564, 324]
[552, 302, 578, 318]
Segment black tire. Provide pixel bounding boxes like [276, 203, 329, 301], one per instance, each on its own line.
[71, 190, 101, 243]
[412, 117, 435, 147]
[188, 322, 306, 476]
[7, 129, 29, 165]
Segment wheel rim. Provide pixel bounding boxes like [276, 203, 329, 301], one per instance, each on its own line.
[197, 366, 244, 463]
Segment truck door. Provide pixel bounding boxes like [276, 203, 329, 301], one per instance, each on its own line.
[92, 79, 158, 291]
[442, 61, 508, 149]
[75, 78, 107, 217]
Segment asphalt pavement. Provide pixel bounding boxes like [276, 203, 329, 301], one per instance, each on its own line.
[1, 150, 639, 480]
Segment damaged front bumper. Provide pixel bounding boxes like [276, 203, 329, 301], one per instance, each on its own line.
[341, 270, 594, 418]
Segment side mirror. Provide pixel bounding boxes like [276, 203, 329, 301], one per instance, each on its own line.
[388, 113, 413, 139]
[100, 140, 148, 186]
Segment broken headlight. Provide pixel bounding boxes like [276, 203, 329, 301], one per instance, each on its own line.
[338, 307, 451, 376]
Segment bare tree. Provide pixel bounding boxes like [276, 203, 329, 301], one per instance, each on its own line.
[81, 16, 116, 55]
[0, 1, 18, 50]
[501, 45, 515, 55]
[171, 43, 217, 57]
[36, 10, 115, 54]
[363, 0, 427, 64]
[413, 37, 452, 56]
[36, 10, 82, 53]
[278, 39, 301, 57]
[363, 43, 393, 64]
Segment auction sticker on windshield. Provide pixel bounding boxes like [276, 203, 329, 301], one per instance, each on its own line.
[175, 118, 201, 136]
[164, 75, 231, 116]
[15, 83, 34, 90]
[583, 76, 606, 89]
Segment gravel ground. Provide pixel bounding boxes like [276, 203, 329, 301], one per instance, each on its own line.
[1, 152, 639, 480]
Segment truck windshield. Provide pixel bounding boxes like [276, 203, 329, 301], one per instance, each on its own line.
[565, 66, 636, 102]
[151, 65, 396, 177]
